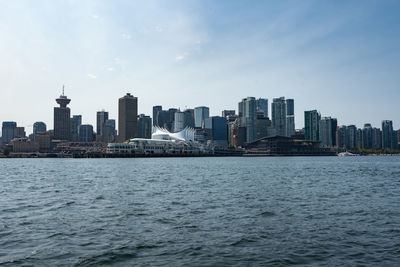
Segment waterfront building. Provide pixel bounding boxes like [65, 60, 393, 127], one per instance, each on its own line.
[194, 106, 210, 128]
[361, 124, 373, 149]
[167, 108, 178, 132]
[156, 110, 169, 129]
[152, 105, 162, 126]
[230, 118, 246, 147]
[34, 132, 51, 152]
[70, 115, 82, 142]
[336, 126, 347, 149]
[204, 116, 228, 147]
[356, 128, 363, 149]
[184, 109, 195, 128]
[118, 93, 138, 142]
[137, 114, 152, 139]
[1, 121, 17, 144]
[347, 125, 357, 149]
[101, 119, 117, 143]
[382, 120, 394, 149]
[271, 97, 286, 136]
[15, 127, 25, 138]
[285, 99, 295, 137]
[304, 110, 320, 141]
[174, 111, 185, 132]
[96, 110, 109, 137]
[54, 91, 71, 140]
[331, 118, 338, 147]
[256, 114, 271, 139]
[78, 124, 94, 142]
[222, 110, 235, 118]
[256, 98, 268, 118]
[319, 117, 336, 147]
[33, 122, 46, 135]
[152, 126, 196, 142]
[11, 138, 39, 153]
[372, 128, 382, 149]
[239, 97, 257, 143]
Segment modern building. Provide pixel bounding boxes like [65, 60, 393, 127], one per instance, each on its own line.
[70, 115, 82, 142]
[256, 114, 271, 139]
[78, 124, 94, 142]
[138, 114, 152, 139]
[118, 93, 138, 142]
[230, 118, 246, 147]
[15, 127, 25, 138]
[33, 122, 47, 135]
[204, 116, 228, 147]
[167, 108, 178, 132]
[362, 124, 373, 149]
[319, 117, 335, 147]
[54, 90, 71, 140]
[11, 138, 39, 153]
[239, 97, 257, 143]
[304, 110, 320, 141]
[336, 125, 347, 149]
[101, 119, 117, 143]
[347, 125, 357, 149]
[372, 127, 382, 149]
[174, 111, 185, 132]
[194, 106, 210, 128]
[286, 99, 295, 137]
[222, 110, 235, 118]
[96, 110, 109, 136]
[256, 98, 268, 118]
[271, 97, 286, 136]
[152, 105, 162, 126]
[1, 121, 17, 144]
[183, 109, 195, 128]
[382, 120, 394, 149]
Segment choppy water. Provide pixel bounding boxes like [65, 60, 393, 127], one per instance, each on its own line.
[0, 157, 400, 266]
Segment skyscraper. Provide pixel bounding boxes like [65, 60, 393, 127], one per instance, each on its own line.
[96, 110, 109, 136]
[78, 124, 94, 142]
[256, 98, 268, 118]
[382, 120, 394, 149]
[152, 105, 162, 126]
[319, 117, 334, 147]
[304, 110, 320, 141]
[33, 122, 46, 135]
[194, 106, 209, 128]
[271, 97, 286, 136]
[174, 111, 185, 132]
[1, 121, 16, 144]
[137, 114, 152, 139]
[118, 93, 138, 142]
[54, 90, 71, 140]
[70, 115, 82, 142]
[204, 116, 228, 147]
[239, 97, 257, 143]
[362, 123, 373, 149]
[184, 109, 195, 128]
[285, 99, 295, 137]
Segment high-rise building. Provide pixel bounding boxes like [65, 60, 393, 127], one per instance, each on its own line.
[152, 106, 162, 126]
[304, 110, 320, 141]
[271, 97, 287, 136]
[382, 120, 394, 149]
[1, 121, 17, 144]
[96, 110, 109, 136]
[156, 110, 169, 129]
[54, 91, 71, 140]
[239, 97, 257, 143]
[70, 115, 82, 142]
[372, 128, 382, 149]
[362, 124, 373, 149]
[118, 93, 138, 142]
[285, 99, 295, 137]
[137, 114, 152, 139]
[256, 114, 271, 139]
[336, 125, 347, 149]
[347, 125, 357, 149]
[167, 108, 178, 132]
[194, 106, 209, 128]
[78, 124, 93, 142]
[15, 127, 25, 138]
[319, 117, 335, 147]
[174, 111, 185, 132]
[256, 98, 268, 118]
[101, 119, 117, 143]
[222, 110, 235, 118]
[183, 109, 195, 128]
[33, 122, 47, 135]
[204, 116, 228, 147]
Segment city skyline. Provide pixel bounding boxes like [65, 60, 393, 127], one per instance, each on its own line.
[1, 1, 400, 131]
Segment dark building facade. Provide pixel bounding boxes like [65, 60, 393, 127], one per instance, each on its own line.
[54, 92, 71, 140]
[305, 110, 320, 141]
[70, 115, 82, 142]
[118, 93, 138, 142]
[138, 114, 152, 139]
[33, 122, 47, 135]
[96, 110, 109, 136]
[1, 121, 17, 144]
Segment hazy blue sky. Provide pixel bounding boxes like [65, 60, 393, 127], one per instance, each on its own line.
[1, 0, 399, 134]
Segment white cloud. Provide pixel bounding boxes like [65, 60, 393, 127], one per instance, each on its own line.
[88, 74, 97, 79]
[175, 52, 189, 61]
[91, 14, 99, 19]
[106, 67, 114, 71]
[122, 33, 132, 40]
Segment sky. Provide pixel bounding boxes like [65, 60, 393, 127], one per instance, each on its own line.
[0, 0, 399, 135]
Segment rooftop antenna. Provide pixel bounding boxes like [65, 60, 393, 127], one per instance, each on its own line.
[62, 85, 65, 96]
